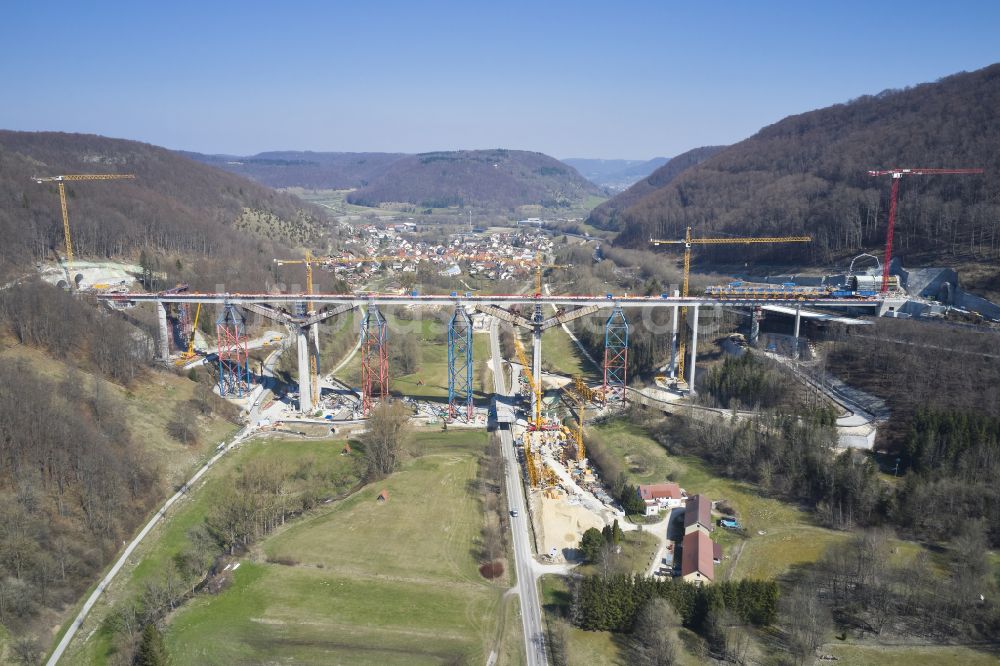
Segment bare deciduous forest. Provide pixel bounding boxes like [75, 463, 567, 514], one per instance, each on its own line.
[598, 64, 1000, 272]
[0, 130, 330, 287]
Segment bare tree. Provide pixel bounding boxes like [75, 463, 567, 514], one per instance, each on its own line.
[783, 577, 831, 664]
[631, 597, 680, 666]
[362, 401, 412, 479]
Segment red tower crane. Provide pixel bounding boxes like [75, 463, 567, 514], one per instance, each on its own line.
[868, 168, 984, 293]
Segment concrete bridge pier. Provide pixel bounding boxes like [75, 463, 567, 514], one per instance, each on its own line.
[688, 305, 700, 395]
[669, 289, 680, 379]
[156, 301, 170, 362]
[297, 327, 313, 413]
[793, 305, 802, 359]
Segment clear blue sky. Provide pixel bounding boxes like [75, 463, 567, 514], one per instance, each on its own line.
[1, 1, 997, 159]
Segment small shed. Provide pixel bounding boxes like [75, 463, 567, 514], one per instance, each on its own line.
[377, 489, 389, 503]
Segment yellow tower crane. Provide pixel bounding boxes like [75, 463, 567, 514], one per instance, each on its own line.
[175, 302, 203, 365]
[513, 335, 542, 428]
[650, 227, 811, 385]
[31, 174, 136, 276]
[274, 250, 322, 405]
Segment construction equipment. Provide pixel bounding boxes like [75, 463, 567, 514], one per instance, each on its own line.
[175, 302, 202, 365]
[531, 260, 570, 298]
[868, 168, 984, 293]
[275, 250, 322, 406]
[513, 334, 542, 428]
[31, 174, 136, 278]
[650, 227, 811, 386]
[560, 381, 588, 462]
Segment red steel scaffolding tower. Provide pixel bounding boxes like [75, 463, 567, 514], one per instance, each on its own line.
[360, 306, 389, 415]
[216, 303, 251, 397]
[603, 305, 628, 406]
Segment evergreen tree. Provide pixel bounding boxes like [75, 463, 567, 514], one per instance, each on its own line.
[580, 527, 605, 563]
[133, 623, 168, 666]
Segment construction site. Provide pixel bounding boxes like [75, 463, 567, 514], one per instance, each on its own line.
[25, 167, 993, 550]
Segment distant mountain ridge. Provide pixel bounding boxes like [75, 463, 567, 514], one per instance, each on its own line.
[345, 149, 602, 209]
[562, 157, 670, 189]
[587, 146, 727, 229]
[595, 63, 1000, 270]
[180, 150, 408, 189]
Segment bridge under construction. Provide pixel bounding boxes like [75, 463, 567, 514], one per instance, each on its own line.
[102, 290, 880, 418]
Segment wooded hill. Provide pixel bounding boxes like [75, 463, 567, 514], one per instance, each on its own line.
[587, 145, 726, 228]
[345, 149, 602, 209]
[594, 64, 1000, 271]
[0, 131, 327, 286]
[180, 150, 408, 189]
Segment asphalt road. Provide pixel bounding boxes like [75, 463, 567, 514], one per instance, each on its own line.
[499, 423, 547, 666]
[491, 319, 547, 666]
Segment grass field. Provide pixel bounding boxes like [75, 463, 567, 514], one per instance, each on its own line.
[160, 429, 517, 665]
[824, 642, 1000, 665]
[537, 324, 598, 380]
[65, 437, 363, 664]
[337, 313, 492, 403]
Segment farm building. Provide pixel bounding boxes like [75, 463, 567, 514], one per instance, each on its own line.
[681, 529, 715, 585]
[683, 494, 713, 535]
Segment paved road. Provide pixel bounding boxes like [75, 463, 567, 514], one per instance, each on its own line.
[498, 423, 546, 666]
[47, 346, 284, 665]
[490, 318, 547, 666]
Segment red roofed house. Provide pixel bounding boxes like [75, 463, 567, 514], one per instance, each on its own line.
[637, 482, 683, 516]
[681, 529, 715, 585]
[684, 494, 713, 536]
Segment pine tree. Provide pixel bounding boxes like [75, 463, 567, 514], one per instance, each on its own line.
[133, 623, 168, 666]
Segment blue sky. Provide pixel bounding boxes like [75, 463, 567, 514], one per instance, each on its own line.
[1, 1, 997, 159]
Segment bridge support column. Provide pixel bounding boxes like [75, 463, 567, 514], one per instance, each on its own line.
[312, 322, 321, 376]
[793, 305, 802, 359]
[669, 289, 679, 379]
[156, 301, 170, 362]
[297, 327, 313, 413]
[688, 306, 700, 395]
[532, 327, 542, 422]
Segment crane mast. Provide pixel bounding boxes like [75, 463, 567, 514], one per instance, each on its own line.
[31, 174, 136, 281]
[650, 227, 811, 385]
[868, 168, 984, 293]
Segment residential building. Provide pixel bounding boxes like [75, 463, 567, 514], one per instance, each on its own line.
[684, 494, 712, 536]
[681, 529, 715, 585]
[637, 482, 684, 508]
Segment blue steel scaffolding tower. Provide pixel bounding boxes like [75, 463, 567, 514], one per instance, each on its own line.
[603, 306, 629, 405]
[448, 305, 474, 421]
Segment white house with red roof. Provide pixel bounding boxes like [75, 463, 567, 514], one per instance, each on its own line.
[637, 482, 684, 516]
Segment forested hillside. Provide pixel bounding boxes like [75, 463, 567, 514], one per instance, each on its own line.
[587, 145, 726, 229]
[345, 149, 602, 209]
[596, 64, 1000, 269]
[180, 150, 407, 189]
[0, 131, 327, 286]
[0, 281, 238, 660]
